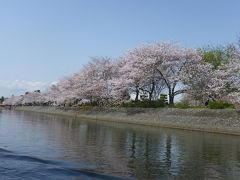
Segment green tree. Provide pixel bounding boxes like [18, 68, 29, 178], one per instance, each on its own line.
[200, 46, 230, 69]
[0, 96, 4, 104]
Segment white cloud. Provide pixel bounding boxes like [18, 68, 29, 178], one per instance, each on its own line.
[0, 80, 52, 97]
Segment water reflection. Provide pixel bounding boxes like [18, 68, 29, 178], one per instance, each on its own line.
[0, 110, 240, 179]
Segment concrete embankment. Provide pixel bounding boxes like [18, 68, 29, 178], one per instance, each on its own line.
[13, 106, 240, 135]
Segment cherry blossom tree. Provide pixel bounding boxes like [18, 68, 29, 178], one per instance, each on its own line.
[183, 62, 214, 105]
[44, 84, 61, 105]
[3, 95, 23, 106]
[44, 75, 78, 106]
[4, 41, 239, 109]
[208, 47, 240, 108]
[78, 57, 118, 104]
[118, 42, 203, 105]
[4, 91, 46, 106]
[21, 91, 46, 105]
[44, 57, 118, 106]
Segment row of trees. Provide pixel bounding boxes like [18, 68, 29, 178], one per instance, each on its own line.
[4, 42, 240, 108]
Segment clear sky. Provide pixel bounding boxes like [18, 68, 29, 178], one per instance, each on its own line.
[0, 0, 239, 96]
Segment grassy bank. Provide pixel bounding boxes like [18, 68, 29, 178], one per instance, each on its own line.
[12, 106, 240, 136]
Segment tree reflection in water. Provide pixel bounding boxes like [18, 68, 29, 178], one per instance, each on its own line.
[0, 111, 240, 180]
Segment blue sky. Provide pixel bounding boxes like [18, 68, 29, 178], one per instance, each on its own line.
[0, 0, 239, 96]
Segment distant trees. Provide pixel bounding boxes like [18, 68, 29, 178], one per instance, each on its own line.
[4, 95, 23, 106]
[3, 41, 240, 109]
[21, 90, 44, 106]
[0, 96, 4, 104]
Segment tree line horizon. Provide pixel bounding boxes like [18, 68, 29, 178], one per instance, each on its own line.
[3, 40, 240, 109]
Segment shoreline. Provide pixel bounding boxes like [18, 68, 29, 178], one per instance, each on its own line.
[10, 106, 240, 136]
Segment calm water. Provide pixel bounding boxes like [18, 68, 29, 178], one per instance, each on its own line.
[0, 110, 240, 179]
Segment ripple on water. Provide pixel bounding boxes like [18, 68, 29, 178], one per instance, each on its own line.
[0, 147, 134, 180]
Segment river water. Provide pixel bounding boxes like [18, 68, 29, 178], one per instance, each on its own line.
[0, 110, 240, 180]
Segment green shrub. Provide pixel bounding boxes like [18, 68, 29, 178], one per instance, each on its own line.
[208, 100, 235, 109]
[174, 100, 190, 109]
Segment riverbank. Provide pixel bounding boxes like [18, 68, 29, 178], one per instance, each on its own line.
[12, 106, 240, 135]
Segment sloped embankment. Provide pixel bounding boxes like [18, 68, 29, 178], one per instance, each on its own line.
[14, 106, 240, 135]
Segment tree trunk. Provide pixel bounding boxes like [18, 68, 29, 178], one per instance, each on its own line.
[135, 88, 139, 102]
[168, 86, 175, 106]
[168, 87, 174, 105]
[149, 81, 155, 102]
[169, 95, 174, 105]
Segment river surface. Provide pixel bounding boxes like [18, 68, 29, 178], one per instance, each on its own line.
[0, 110, 240, 179]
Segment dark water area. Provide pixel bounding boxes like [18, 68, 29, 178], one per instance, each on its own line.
[0, 110, 240, 179]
